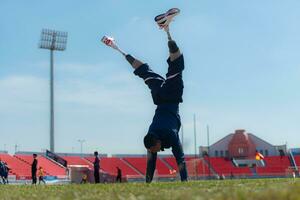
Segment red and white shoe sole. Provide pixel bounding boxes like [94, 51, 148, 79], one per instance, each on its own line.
[155, 8, 180, 29]
[101, 36, 115, 47]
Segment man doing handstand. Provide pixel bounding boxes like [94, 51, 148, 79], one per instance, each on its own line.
[102, 8, 188, 183]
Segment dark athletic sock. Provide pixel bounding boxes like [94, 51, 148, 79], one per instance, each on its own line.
[125, 54, 135, 65]
[168, 40, 179, 53]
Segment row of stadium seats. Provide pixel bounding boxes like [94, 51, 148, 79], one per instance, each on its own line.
[256, 156, 291, 176]
[163, 156, 210, 176]
[123, 157, 173, 176]
[86, 157, 141, 177]
[205, 156, 293, 177]
[205, 157, 252, 176]
[0, 153, 295, 179]
[61, 156, 93, 168]
[206, 156, 291, 176]
[14, 154, 67, 178]
[0, 154, 68, 179]
[0, 154, 31, 179]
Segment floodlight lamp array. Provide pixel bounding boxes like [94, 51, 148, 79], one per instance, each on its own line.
[39, 29, 68, 51]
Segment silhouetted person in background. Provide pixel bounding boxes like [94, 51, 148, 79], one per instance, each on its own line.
[3, 162, 9, 184]
[116, 167, 122, 183]
[0, 158, 6, 184]
[94, 151, 100, 183]
[31, 154, 38, 184]
[230, 172, 234, 179]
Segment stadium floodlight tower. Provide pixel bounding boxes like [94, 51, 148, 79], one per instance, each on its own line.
[39, 29, 68, 153]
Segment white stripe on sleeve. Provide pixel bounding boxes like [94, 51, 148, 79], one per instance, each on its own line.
[167, 73, 180, 80]
[144, 77, 165, 82]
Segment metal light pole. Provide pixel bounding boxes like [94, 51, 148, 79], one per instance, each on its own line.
[207, 125, 211, 179]
[193, 114, 197, 158]
[181, 124, 184, 150]
[14, 144, 19, 153]
[78, 139, 85, 157]
[39, 29, 68, 153]
[193, 114, 197, 178]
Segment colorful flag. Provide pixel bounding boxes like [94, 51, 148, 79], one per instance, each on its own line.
[255, 152, 264, 160]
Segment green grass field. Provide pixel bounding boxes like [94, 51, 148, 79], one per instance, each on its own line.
[0, 178, 299, 200]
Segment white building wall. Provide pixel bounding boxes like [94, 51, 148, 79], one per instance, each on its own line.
[248, 134, 279, 156]
[208, 134, 234, 157]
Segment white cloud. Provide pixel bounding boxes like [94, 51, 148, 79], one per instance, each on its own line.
[50, 61, 150, 112]
[0, 75, 48, 111]
[129, 16, 141, 25]
[56, 78, 146, 111]
[0, 63, 151, 115]
[0, 70, 153, 154]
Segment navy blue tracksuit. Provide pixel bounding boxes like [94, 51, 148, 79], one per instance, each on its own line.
[134, 54, 188, 182]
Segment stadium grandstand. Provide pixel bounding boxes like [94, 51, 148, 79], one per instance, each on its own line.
[0, 129, 299, 183]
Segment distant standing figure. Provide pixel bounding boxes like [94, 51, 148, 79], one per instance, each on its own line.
[116, 167, 122, 183]
[31, 154, 38, 184]
[292, 171, 296, 179]
[230, 172, 234, 179]
[94, 151, 100, 183]
[3, 162, 9, 184]
[0, 158, 6, 184]
[38, 167, 46, 184]
[220, 174, 225, 180]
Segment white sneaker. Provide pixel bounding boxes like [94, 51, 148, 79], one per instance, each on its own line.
[101, 36, 118, 50]
[154, 8, 180, 30]
[101, 36, 126, 56]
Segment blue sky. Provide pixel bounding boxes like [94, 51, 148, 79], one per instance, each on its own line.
[0, 0, 299, 155]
